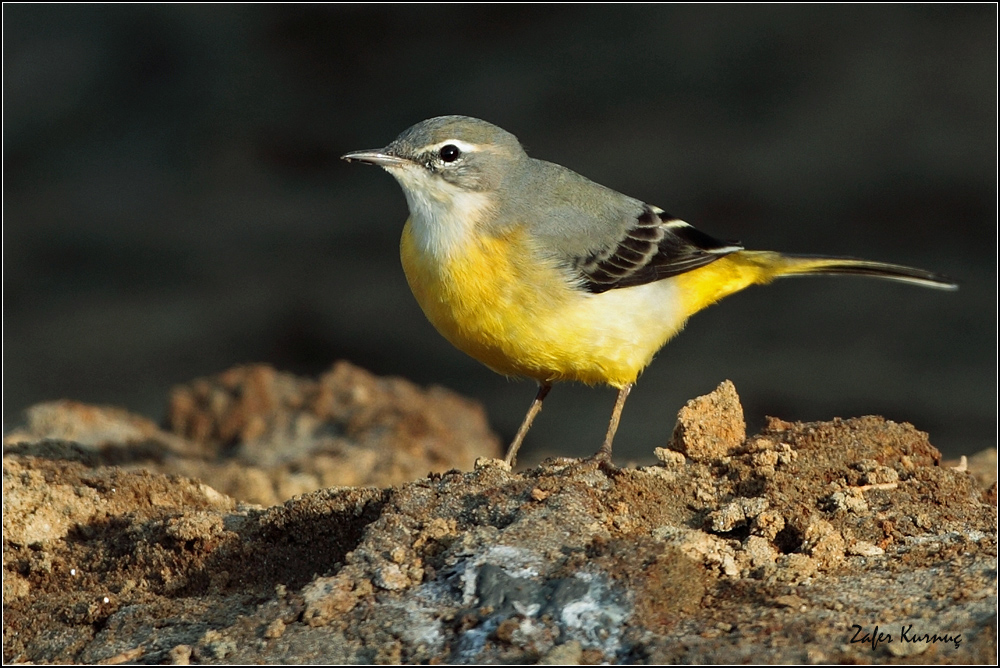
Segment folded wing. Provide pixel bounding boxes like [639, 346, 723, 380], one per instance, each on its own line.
[576, 206, 743, 294]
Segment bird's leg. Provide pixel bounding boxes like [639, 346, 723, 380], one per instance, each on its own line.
[504, 382, 552, 467]
[594, 383, 633, 463]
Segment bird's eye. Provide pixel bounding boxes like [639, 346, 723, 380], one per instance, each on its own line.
[439, 144, 461, 163]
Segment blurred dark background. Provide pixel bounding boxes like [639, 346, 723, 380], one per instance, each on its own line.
[4, 5, 995, 463]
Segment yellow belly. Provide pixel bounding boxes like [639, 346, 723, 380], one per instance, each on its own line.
[399, 220, 694, 387]
[399, 218, 896, 389]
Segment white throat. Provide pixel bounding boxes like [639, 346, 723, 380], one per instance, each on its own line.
[386, 165, 493, 261]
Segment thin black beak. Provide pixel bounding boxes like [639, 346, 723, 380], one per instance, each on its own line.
[341, 149, 410, 167]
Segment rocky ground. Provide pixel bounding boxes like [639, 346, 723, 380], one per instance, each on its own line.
[3, 365, 996, 664]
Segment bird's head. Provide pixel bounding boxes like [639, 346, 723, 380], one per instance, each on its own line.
[343, 115, 526, 205]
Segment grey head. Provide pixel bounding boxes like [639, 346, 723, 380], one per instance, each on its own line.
[342, 115, 528, 194]
[341, 115, 647, 255]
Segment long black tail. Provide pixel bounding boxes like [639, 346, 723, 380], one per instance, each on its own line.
[749, 251, 958, 290]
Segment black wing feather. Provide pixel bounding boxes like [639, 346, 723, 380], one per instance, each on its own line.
[578, 206, 742, 294]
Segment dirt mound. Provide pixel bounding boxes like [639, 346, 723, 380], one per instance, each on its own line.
[4, 375, 995, 663]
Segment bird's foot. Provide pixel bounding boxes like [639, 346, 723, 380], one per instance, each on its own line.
[540, 451, 616, 477]
[588, 449, 617, 473]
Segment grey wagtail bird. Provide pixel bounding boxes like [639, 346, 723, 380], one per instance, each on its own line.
[343, 115, 957, 467]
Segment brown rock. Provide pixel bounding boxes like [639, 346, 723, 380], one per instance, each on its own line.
[7, 362, 501, 506]
[301, 574, 362, 626]
[668, 380, 746, 461]
[966, 448, 997, 489]
[3, 373, 995, 665]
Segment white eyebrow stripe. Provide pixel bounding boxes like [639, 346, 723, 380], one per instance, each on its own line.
[423, 139, 482, 154]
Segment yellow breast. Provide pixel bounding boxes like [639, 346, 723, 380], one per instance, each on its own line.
[399, 219, 692, 387]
